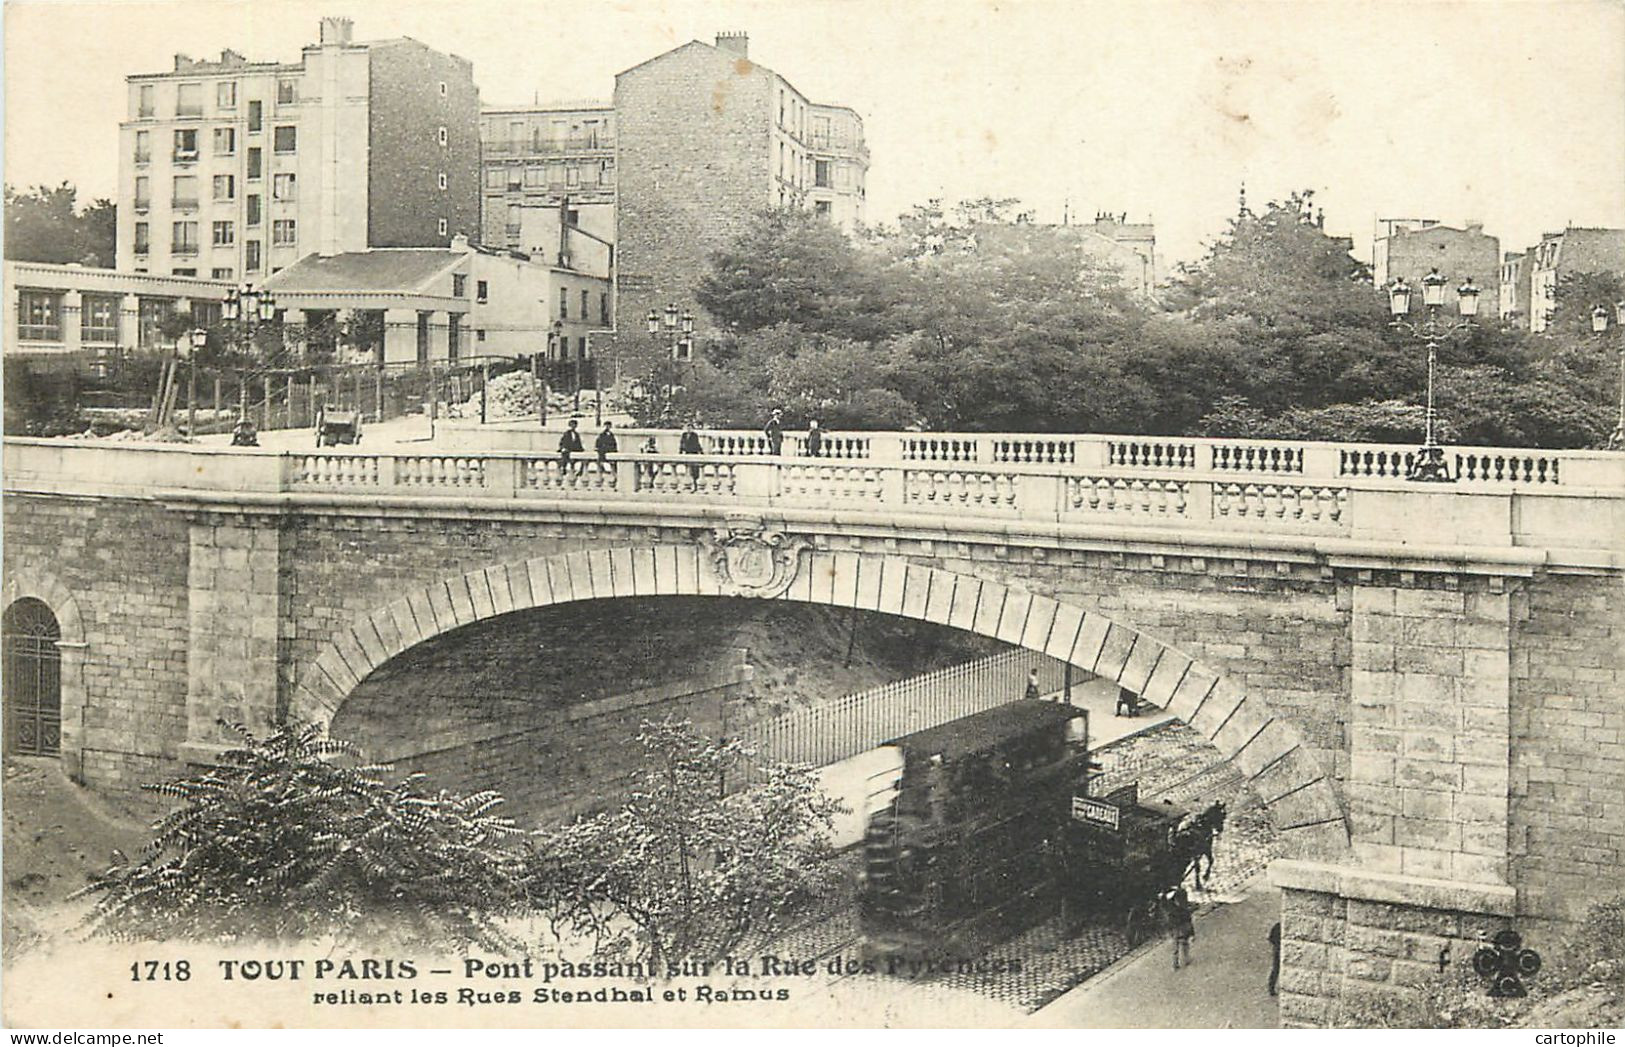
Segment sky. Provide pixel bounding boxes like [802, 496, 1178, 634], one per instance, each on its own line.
[5, 0, 1625, 267]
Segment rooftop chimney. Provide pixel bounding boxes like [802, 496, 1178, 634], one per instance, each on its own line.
[715, 31, 749, 58]
[1465, 220, 1484, 234]
[173, 53, 194, 71]
[450, 233, 470, 252]
[320, 16, 354, 46]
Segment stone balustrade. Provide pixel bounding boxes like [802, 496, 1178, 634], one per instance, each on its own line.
[436, 422, 1625, 490]
[6, 436, 1622, 564]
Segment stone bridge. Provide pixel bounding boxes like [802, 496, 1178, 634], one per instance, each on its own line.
[4, 428, 1621, 1025]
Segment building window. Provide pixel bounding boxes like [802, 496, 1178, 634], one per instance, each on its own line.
[212, 267, 234, 280]
[815, 160, 832, 188]
[452, 274, 466, 298]
[133, 222, 150, 254]
[416, 312, 430, 364]
[581, 289, 589, 318]
[273, 126, 296, 153]
[448, 314, 462, 360]
[247, 100, 262, 132]
[558, 287, 568, 319]
[272, 219, 296, 246]
[437, 217, 448, 236]
[439, 81, 448, 96]
[505, 204, 522, 237]
[17, 290, 62, 341]
[566, 164, 580, 187]
[212, 174, 235, 201]
[276, 79, 297, 105]
[137, 84, 155, 118]
[134, 130, 151, 165]
[600, 293, 609, 325]
[214, 127, 235, 156]
[172, 220, 199, 254]
[438, 172, 448, 191]
[245, 240, 261, 272]
[173, 128, 198, 161]
[437, 126, 448, 146]
[815, 200, 832, 217]
[485, 168, 506, 189]
[176, 83, 203, 116]
[476, 328, 485, 342]
[171, 267, 197, 277]
[599, 161, 614, 186]
[272, 173, 296, 201]
[217, 81, 237, 109]
[134, 176, 151, 211]
[172, 175, 198, 209]
[476, 280, 488, 304]
[212, 220, 235, 246]
[81, 294, 119, 343]
[246, 194, 261, 226]
[525, 165, 545, 188]
[246, 147, 262, 180]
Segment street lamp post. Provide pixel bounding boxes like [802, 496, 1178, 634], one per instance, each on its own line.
[222, 283, 277, 421]
[646, 303, 694, 424]
[187, 328, 207, 439]
[1591, 301, 1625, 450]
[1387, 267, 1479, 482]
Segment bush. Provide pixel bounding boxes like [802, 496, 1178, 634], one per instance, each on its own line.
[77, 721, 531, 950]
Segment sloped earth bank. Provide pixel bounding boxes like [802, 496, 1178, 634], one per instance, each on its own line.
[2, 758, 156, 960]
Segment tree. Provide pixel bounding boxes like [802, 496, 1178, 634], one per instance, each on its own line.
[77, 721, 530, 949]
[4, 182, 116, 266]
[1549, 270, 1625, 335]
[528, 718, 842, 967]
[696, 208, 895, 340]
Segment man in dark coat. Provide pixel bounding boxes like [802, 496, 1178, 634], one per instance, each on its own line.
[805, 419, 824, 458]
[679, 422, 704, 486]
[1268, 921, 1282, 995]
[594, 421, 618, 471]
[764, 409, 784, 455]
[558, 418, 584, 473]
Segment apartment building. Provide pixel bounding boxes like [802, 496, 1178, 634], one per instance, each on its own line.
[117, 17, 480, 282]
[479, 102, 616, 256]
[1499, 252, 1527, 323]
[1525, 227, 1625, 332]
[612, 33, 869, 355]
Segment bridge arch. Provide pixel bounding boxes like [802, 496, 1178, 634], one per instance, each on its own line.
[294, 542, 1350, 857]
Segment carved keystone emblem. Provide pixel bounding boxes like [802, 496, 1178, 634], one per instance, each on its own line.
[702, 515, 807, 598]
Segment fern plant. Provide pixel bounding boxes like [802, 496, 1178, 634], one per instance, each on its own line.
[77, 720, 530, 950]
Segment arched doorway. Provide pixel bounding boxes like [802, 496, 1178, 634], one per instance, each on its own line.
[4, 598, 62, 756]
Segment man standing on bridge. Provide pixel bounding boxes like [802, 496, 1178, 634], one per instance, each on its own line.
[558, 418, 584, 474]
[765, 409, 784, 456]
[595, 421, 618, 472]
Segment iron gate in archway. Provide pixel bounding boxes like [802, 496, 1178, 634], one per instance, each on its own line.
[3, 598, 61, 756]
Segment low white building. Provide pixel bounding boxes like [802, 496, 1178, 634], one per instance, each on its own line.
[262, 234, 611, 364]
[4, 260, 231, 369]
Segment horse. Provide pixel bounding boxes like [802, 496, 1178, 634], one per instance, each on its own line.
[1177, 801, 1227, 890]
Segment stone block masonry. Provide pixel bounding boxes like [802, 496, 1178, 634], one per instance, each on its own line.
[1510, 573, 1625, 921]
[3, 495, 191, 784]
[1348, 584, 1513, 885]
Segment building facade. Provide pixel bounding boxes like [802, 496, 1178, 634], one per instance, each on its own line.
[117, 17, 480, 282]
[261, 235, 609, 365]
[5, 261, 231, 367]
[1499, 252, 1526, 323]
[479, 102, 616, 256]
[612, 34, 869, 356]
[1372, 221, 1500, 318]
[1525, 227, 1625, 332]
